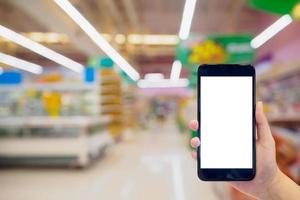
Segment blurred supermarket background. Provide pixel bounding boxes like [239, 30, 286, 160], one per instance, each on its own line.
[0, 0, 300, 199]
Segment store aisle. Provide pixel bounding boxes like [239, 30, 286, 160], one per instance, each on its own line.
[0, 123, 226, 200]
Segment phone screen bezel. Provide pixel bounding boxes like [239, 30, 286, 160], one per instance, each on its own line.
[197, 64, 256, 181]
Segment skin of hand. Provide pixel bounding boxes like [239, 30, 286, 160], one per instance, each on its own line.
[189, 101, 280, 198]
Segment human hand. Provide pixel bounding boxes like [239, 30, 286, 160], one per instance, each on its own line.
[189, 102, 281, 198]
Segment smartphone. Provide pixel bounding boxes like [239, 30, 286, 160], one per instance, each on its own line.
[197, 64, 256, 181]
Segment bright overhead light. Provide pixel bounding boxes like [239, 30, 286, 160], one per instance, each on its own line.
[0, 25, 84, 73]
[101, 33, 112, 42]
[127, 34, 179, 45]
[0, 32, 69, 44]
[127, 34, 143, 45]
[115, 34, 126, 44]
[54, 0, 140, 81]
[250, 14, 293, 49]
[0, 52, 43, 74]
[144, 73, 164, 80]
[22, 32, 69, 44]
[137, 78, 189, 88]
[178, 0, 197, 40]
[170, 60, 182, 80]
[142, 35, 179, 45]
[97, 34, 178, 45]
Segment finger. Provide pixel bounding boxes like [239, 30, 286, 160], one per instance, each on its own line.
[189, 120, 198, 131]
[191, 137, 200, 148]
[191, 151, 197, 160]
[256, 101, 273, 142]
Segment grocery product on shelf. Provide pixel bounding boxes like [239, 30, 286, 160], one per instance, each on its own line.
[42, 92, 62, 117]
[258, 71, 300, 122]
[0, 83, 99, 117]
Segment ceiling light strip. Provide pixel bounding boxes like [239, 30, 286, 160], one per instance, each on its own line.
[250, 14, 293, 49]
[0, 25, 83, 73]
[178, 0, 197, 40]
[170, 60, 182, 80]
[0, 52, 43, 74]
[137, 79, 189, 88]
[54, 0, 140, 81]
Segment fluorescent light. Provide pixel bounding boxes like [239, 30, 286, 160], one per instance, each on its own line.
[144, 73, 164, 80]
[101, 33, 112, 42]
[127, 34, 179, 45]
[23, 32, 69, 44]
[0, 32, 69, 44]
[178, 0, 197, 40]
[54, 0, 140, 81]
[127, 34, 143, 45]
[115, 34, 126, 44]
[138, 79, 189, 88]
[143, 35, 178, 45]
[170, 60, 182, 80]
[250, 14, 293, 49]
[0, 52, 43, 74]
[96, 34, 178, 45]
[0, 25, 84, 73]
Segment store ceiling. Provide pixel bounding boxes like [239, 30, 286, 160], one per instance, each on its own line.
[0, 0, 274, 78]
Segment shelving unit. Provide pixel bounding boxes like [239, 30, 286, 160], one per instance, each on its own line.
[0, 83, 99, 91]
[0, 81, 111, 167]
[258, 66, 300, 185]
[123, 85, 137, 128]
[100, 69, 124, 137]
[257, 61, 300, 83]
[268, 114, 300, 123]
[0, 116, 112, 167]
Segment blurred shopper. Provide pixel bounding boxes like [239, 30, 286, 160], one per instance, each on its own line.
[189, 102, 300, 199]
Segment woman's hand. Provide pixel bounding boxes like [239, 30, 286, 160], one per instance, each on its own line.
[189, 102, 282, 198]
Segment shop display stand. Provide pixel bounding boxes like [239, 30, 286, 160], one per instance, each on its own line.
[0, 116, 112, 167]
[0, 83, 98, 91]
[123, 85, 137, 129]
[0, 82, 113, 167]
[100, 69, 124, 138]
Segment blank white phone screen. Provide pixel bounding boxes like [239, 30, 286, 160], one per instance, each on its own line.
[200, 76, 252, 169]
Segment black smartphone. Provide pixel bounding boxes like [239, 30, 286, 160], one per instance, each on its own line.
[197, 64, 256, 181]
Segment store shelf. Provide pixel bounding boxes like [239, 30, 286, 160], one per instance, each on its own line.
[101, 105, 122, 113]
[0, 115, 113, 167]
[0, 117, 26, 127]
[101, 76, 120, 83]
[101, 85, 121, 93]
[0, 116, 111, 128]
[0, 131, 113, 167]
[268, 114, 300, 128]
[100, 69, 124, 136]
[101, 95, 121, 103]
[0, 83, 99, 91]
[258, 60, 300, 83]
[268, 114, 300, 123]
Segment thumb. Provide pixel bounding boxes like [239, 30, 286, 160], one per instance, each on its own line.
[256, 101, 273, 142]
